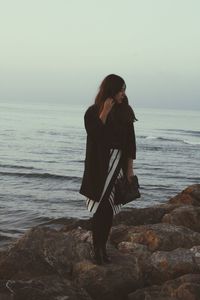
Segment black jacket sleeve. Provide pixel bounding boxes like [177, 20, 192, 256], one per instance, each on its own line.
[126, 122, 136, 159]
[84, 105, 107, 141]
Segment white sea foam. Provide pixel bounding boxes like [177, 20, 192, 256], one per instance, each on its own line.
[183, 140, 200, 145]
[145, 136, 157, 139]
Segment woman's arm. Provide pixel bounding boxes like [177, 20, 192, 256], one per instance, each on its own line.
[127, 122, 136, 159]
[126, 122, 136, 182]
[127, 158, 134, 182]
[99, 98, 114, 124]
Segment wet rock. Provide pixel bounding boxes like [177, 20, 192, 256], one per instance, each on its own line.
[0, 226, 92, 279]
[162, 205, 200, 232]
[42, 217, 92, 232]
[147, 246, 200, 284]
[113, 204, 177, 226]
[0, 226, 144, 300]
[110, 223, 200, 252]
[73, 254, 143, 300]
[128, 273, 200, 300]
[0, 276, 92, 300]
[0, 185, 200, 300]
[169, 184, 200, 206]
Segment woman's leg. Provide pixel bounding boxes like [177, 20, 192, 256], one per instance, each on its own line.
[92, 198, 113, 264]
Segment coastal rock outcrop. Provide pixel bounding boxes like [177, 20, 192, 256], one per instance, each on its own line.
[169, 184, 200, 206]
[0, 184, 200, 300]
[128, 274, 200, 300]
[110, 223, 200, 252]
[162, 205, 200, 232]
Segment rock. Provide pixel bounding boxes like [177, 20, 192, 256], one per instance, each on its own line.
[128, 273, 200, 300]
[0, 275, 92, 300]
[42, 217, 92, 232]
[0, 226, 144, 300]
[162, 205, 200, 232]
[113, 204, 177, 227]
[110, 223, 200, 252]
[147, 245, 200, 284]
[73, 254, 143, 300]
[1, 185, 200, 300]
[0, 235, 14, 252]
[168, 184, 200, 206]
[0, 226, 92, 279]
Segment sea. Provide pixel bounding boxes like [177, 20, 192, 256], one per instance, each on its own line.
[0, 101, 200, 248]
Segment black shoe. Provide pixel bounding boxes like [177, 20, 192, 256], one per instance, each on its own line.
[93, 247, 103, 265]
[102, 246, 112, 264]
[102, 253, 112, 263]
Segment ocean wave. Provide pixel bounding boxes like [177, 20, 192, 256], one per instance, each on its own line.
[183, 140, 200, 145]
[140, 135, 182, 142]
[0, 171, 80, 181]
[161, 129, 200, 137]
[139, 135, 200, 145]
[0, 163, 37, 170]
[0, 234, 11, 241]
[145, 136, 157, 140]
[157, 174, 200, 181]
[157, 137, 182, 142]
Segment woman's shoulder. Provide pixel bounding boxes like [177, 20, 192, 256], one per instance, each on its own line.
[126, 104, 137, 123]
[126, 103, 134, 113]
[85, 104, 98, 116]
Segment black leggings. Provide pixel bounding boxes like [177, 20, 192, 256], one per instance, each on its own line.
[92, 198, 113, 248]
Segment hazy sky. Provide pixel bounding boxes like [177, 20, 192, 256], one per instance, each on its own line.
[0, 0, 200, 109]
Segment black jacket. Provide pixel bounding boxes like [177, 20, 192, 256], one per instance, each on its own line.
[79, 104, 136, 202]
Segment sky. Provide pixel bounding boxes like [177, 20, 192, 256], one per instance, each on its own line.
[0, 0, 200, 109]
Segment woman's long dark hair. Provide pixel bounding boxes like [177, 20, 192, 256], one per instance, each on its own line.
[94, 74, 137, 123]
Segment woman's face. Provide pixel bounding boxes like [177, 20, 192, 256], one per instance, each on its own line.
[114, 84, 126, 104]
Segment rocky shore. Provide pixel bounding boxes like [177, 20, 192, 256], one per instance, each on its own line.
[0, 184, 200, 300]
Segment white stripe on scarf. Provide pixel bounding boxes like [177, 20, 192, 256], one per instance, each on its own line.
[85, 149, 123, 215]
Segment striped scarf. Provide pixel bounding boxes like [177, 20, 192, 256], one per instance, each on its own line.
[86, 148, 123, 215]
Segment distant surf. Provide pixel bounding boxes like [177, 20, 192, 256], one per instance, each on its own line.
[0, 171, 80, 182]
[139, 135, 200, 145]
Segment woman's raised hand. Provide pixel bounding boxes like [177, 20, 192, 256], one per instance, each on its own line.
[103, 98, 115, 114]
[99, 98, 115, 124]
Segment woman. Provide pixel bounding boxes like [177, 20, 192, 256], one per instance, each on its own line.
[79, 74, 137, 265]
